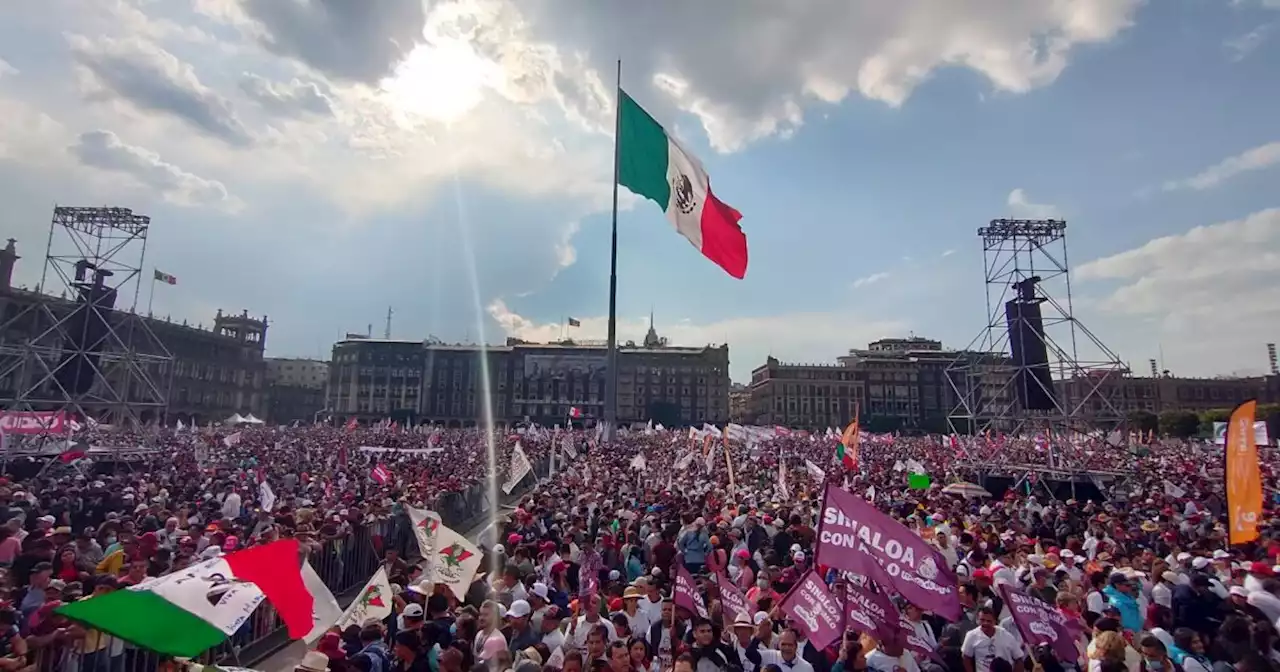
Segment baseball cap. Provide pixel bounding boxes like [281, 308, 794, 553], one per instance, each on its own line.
[402, 603, 424, 619]
[507, 599, 532, 618]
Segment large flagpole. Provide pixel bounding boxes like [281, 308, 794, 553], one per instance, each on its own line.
[604, 59, 621, 442]
[146, 270, 157, 316]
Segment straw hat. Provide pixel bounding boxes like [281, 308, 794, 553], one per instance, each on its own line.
[296, 650, 329, 672]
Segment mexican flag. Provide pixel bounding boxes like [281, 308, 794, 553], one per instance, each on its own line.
[427, 523, 482, 600]
[56, 540, 314, 657]
[617, 89, 748, 279]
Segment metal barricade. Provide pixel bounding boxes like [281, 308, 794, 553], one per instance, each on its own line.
[37, 462, 553, 671]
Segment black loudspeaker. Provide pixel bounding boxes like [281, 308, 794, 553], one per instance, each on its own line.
[1005, 278, 1056, 411]
[55, 279, 116, 396]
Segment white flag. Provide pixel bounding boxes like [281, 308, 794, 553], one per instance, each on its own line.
[258, 481, 276, 513]
[428, 524, 482, 600]
[335, 567, 394, 631]
[630, 453, 648, 471]
[302, 560, 342, 644]
[804, 459, 826, 482]
[1163, 481, 1186, 498]
[502, 442, 533, 495]
[406, 506, 441, 559]
[777, 459, 790, 500]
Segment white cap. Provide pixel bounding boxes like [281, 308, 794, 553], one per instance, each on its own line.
[1191, 557, 1210, 570]
[1212, 550, 1231, 559]
[532, 582, 549, 600]
[1176, 552, 1192, 561]
[1060, 549, 1075, 559]
[1229, 586, 1249, 598]
[298, 651, 330, 672]
[508, 599, 532, 618]
[402, 603, 424, 618]
[1161, 571, 1179, 583]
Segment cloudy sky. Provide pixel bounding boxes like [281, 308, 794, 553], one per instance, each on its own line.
[0, 0, 1277, 382]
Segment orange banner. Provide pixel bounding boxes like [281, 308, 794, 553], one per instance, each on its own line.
[1226, 400, 1263, 545]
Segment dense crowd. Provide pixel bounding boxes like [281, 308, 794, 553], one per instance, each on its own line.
[0, 422, 1275, 672]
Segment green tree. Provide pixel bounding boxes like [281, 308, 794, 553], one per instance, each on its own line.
[1127, 410, 1159, 434]
[1160, 410, 1201, 438]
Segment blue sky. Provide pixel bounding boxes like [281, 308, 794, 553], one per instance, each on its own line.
[0, 0, 1277, 382]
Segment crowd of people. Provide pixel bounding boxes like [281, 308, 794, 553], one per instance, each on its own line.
[0, 421, 1275, 672]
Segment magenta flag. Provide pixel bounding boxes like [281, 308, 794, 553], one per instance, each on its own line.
[842, 579, 901, 643]
[779, 570, 843, 651]
[998, 584, 1080, 662]
[674, 562, 708, 619]
[716, 573, 751, 622]
[816, 484, 960, 620]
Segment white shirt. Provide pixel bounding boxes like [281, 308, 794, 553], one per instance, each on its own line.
[1085, 591, 1107, 615]
[866, 649, 920, 672]
[567, 616, 618, 651]
[638, 595, 663, 626]
[541, 627, 566, 652]
[961, 626, 1023, 672]
[1151, 582, 1173, 609]
[752, 647, 815, 672]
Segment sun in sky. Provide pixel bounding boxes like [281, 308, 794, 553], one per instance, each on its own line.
[380, 38, 498, 124]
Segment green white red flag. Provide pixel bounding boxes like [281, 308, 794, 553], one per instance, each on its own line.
[617, 89, 748, 279]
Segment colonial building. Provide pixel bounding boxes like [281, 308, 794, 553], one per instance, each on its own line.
[327, 319, 730, 427]
[749, 337, 1007, 432]
[0, 239, 266, 424]
[1059, 373, 1278, 414]
[265, 358, 328, 424]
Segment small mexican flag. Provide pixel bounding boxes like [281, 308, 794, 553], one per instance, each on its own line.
[56, 539, 314, 657]
[618, 89, 748, 279]
[154, 269, 177, 285]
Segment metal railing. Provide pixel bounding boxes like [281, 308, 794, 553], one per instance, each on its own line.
[32, 455, 551, 671]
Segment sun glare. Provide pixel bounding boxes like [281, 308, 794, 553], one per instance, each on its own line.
[381, 39, 496, 124]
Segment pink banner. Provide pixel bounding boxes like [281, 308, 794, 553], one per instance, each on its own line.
[674, 561, 708, 619]
[0, 411, 70, 435]
[779, 570, 842, 651]
[816, 484, 960, 620]
[715, 572, 751, 622]
[998, 584, 1081, 662]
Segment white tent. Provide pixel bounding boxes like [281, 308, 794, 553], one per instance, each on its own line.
[241, 414, 265, 425]
[223, 413, 247, 425]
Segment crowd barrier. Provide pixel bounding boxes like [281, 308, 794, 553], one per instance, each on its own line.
[28, 455, 552, 672]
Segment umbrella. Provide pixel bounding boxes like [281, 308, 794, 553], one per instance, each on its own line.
[941, 482, 991, 498]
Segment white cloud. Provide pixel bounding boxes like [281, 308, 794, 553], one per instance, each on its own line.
[69, 130, 234, 208]
[1161, 141, 1280, 191]
[487, 299, 910, 381]
[1225, 24, 1272, 61]
[0, 60, 16, 78]
[506, 0, 1142, 152]
[1006, 188, 1062, 219]
[941, 249, 956, 258]
[853, 272, 891, 288]
[1075, 208, 1280, 376]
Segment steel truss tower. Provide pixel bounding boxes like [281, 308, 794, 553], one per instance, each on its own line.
[946, 219, 1128, 460]
[0, 206, 173, 432]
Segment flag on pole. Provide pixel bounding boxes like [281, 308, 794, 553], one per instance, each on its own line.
[154, 269, 177, 285]
[838, 413, 860, 470]
[617, 89, 748, 278]
[567, 317, 581, 327]
[370, 463, 392, 485]
[427, 524, 482, 600]
[1226, 400, 1262, 545]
